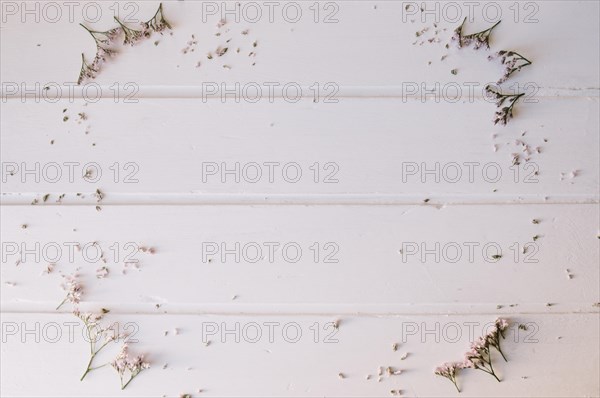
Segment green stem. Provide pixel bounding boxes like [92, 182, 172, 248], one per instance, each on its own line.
[148, 3, 162, 22]
[121, 374, 135, 390]
[452, 378, 461, 393]
[79, 23, 96, 37]
[512, 52, 533, 65]
[113, 16, 139, 34]
[485, 20, 502, 33]
[81, 324, 113, 381]
[90, 363, 109, 371]
[495, 340, 508, 362]
[507, 93, 525, 112]
[487, 356, 501, 382]
[79, 23, 106, 46]
[113, 16, 127, 29]
[56, 297, 68, 310]
[80, 353, 95, 381]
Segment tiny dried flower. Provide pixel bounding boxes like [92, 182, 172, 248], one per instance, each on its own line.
[386, 366, 402, 376]
[96, 266, 109, 279]
[43, 263, 55, 275]
[216, 46, 228, 56]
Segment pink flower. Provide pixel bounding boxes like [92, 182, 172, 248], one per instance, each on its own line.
[496, 318, 509, 331]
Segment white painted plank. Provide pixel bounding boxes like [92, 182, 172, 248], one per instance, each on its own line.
[1, 98, 598, 199]
[1, 204, 598, 310]
[1, 312, 598, 397]
[0, 1, 598, 93]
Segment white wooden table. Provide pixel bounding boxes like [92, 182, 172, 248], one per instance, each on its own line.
[1, 1, 599, 396]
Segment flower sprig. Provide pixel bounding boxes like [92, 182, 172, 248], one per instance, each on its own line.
[77, 25, 120, 84]
[435, 318, 510, 393]
[464, 336, 501, 382]
[434, 362, 469, 393]
[452, 18, 501, 49]
[113, 17, 144, 46]
[486, 318, 509, 361]
[141, 3, 171, 33]
[112, 344, 151, 389]
[449, 18, 531, 125]
[80, 24, 122, 47]
[76, 310, 124, 381]
[485, 85, 526, 125]
[56, 274, 83, 309]
[489, 51, 533, 84]
[77, 3, 171, 84]
[55, 272, 150, 389]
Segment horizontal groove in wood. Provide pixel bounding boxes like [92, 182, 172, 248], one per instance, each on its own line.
[1, 193, 599, 206]
[2, 86, 599, 100]
[2, 303, 599, 316]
